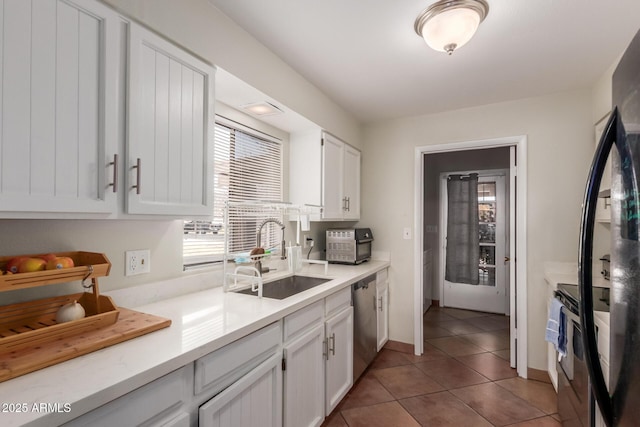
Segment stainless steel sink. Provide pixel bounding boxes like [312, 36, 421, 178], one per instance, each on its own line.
[237, 275, 330, 299]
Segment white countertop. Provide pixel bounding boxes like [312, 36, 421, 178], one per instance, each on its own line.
[0, 260, 389, 427]
[543, 261, 610, 289]
[544, 261, 610, 322]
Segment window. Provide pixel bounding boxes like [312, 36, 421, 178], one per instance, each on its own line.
[183, 118, 283, 267]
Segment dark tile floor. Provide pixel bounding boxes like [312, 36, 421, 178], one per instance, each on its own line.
[322, 306, 559, 427]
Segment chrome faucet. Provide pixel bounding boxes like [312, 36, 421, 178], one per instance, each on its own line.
[255, 218, 286, 275]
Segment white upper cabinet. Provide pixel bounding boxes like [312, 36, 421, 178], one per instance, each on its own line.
[342, 144, 361, 220]
[289, 130, 361, 221]
[0, 0, 119, 215]
[321, 134, 344, 219]
[127, 23, 215, 216]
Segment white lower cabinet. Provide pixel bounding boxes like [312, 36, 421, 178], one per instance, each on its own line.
[199, 353, 282, 427]
[63, 365, 193, 427]
[195, 322, 282, 427]
[283, 287, 354, 427]
[594, 316, 610, 427]
[283, 322, 327, 427]
[325, 305, 354, 414]
[376, 269, 389, 351]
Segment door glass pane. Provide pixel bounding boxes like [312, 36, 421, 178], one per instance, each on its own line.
[479, 223, 495, 243]
[480, 246, 495, 265]
[478, 182, 496, 202]
[479, 266, 496, 287]
[479, 203, 495, 222]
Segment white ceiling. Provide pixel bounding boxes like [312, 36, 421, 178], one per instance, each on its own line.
[209, 0, 640, 125]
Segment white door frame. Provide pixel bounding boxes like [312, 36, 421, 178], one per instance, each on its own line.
[413, 136, 528, 378]
[439, 169, 509, 315]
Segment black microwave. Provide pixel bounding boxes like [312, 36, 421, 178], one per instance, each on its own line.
[326, 228, 373, 264]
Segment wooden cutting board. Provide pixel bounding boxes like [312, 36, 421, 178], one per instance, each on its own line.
[0, 308, 171, 383]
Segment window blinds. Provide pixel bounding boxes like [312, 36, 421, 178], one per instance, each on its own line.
[183, 120, 283, 266]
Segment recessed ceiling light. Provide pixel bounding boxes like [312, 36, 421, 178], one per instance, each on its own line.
[240, 101, 284, 117]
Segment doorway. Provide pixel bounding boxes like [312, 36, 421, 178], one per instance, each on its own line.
[413, 136, 528, 378]
[440, 171, 509, 315]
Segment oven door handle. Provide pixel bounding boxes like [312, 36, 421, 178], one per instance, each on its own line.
[579, 108, 616, 427]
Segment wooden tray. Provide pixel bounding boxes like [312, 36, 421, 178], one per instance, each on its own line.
[0, 292, 119, 353]
[0, 307, 171, 383]
[0, 251, 111, 292]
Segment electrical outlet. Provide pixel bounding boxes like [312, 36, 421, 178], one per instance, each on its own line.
[304, 235, 312, 248]
[403, 227, 412, 240]
[125, 249, 151, 276]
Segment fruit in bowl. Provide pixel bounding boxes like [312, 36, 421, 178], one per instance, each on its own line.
[17, 258, 47, 273]
[46, 256, 75, 270]
[39, 253, 58, 263]
[5, 256, 27, 273]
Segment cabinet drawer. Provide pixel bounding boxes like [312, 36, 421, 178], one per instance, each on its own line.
[325, 287, 351, 318]
[284, 300, 324, 342]
[63, 365, 193, 427]
[376, 268, 388, 285]
[194, 322, 281, 397]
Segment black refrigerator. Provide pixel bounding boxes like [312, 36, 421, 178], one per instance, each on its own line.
[579, 28, 640, 427]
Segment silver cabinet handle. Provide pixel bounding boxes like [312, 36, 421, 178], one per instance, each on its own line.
[323, 337, 329, 360]
[329, 333, 336, 357]
[378, 296, 383, 311]
[131, 158, 141, 194]
[108, 154, 118, 193]
[346, 197, 350, 212]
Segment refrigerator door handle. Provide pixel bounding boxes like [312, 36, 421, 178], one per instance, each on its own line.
[579, 107, 617, 427]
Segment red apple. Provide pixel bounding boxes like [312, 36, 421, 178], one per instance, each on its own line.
[18, 258, 47, 273]
[5, 256, 28, 273]
[46, 257, 74, 270]
[39, 253, 58, 263]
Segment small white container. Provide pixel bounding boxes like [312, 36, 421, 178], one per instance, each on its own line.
[287, 246, 302, 272]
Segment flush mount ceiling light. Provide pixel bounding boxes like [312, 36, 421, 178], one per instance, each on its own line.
[240, 101, 284, 117]
[414, 0, 489, 55]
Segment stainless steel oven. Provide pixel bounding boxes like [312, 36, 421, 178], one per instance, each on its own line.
[555, 283, 609, 426]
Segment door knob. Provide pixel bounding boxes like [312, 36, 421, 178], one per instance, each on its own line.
[504, 257, 511, 262]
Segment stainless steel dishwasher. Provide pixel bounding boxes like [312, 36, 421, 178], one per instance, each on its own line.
[352, 274, 378, 381]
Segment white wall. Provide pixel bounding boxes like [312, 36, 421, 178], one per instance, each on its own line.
[361, 89, 594, 370]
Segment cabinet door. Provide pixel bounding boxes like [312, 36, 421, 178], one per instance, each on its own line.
[128, 23, 215, 216]
[199, 353, 282, 427]
[283, 323, 325, 427]
[376, 285, 389, 351]
[321, 133, 344, 220]
[325, 306, 354, 415]
[0, 0, 119, 215]
[342, 145, 360, 220]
